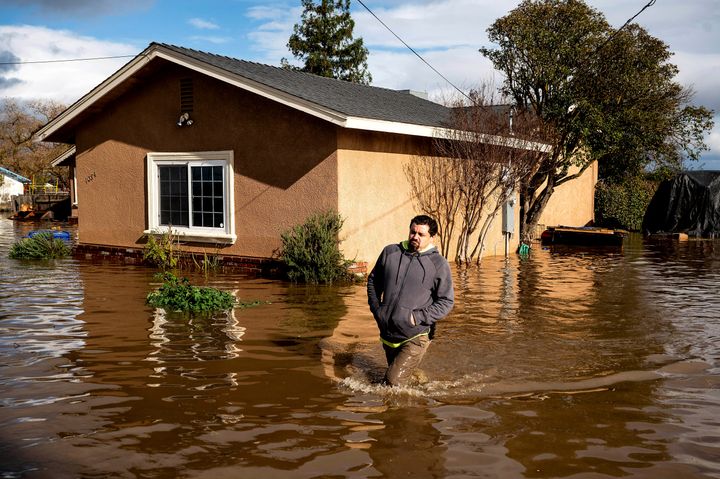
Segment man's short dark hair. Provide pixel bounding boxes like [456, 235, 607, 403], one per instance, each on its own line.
[410, 215, 438, 236]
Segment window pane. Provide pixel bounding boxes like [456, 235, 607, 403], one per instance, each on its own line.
[190, 165, 224, 228]
[158, 165, 189, 227]
[171, 211, 185, 226]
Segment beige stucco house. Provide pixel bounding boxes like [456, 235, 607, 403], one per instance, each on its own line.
[38, 43, 596, 271]
[0, 167, 30, 211]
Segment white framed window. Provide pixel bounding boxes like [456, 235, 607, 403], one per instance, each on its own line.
[72, 166, 78, 206]
[146, 151, 236, 243]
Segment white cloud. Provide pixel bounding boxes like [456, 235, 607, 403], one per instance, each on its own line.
[664, 51, 720, 165]
[189, 35, 231, 44]
[246, 5, 292, 21]
[188, 18, 220, 30]
[348, 2, 507, 98]
[705, 113, 720, 160]
[2, 0, 152, 17]
[245, 5, 301, 64]
[354, 0, 508, 50]
[0, 25, 137, 103]
[673, 51, 720, 112]
[368, 46, 501, 101]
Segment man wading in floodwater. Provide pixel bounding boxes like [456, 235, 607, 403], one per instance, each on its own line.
[367, 215, 454, 386]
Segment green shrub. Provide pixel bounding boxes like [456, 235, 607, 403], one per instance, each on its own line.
[279, 210, 352, 284]
[143, 230, 179, 270]
[9, 232, 70, 260]
[146, 272, 243, 313]
[595, 176, 658, 231]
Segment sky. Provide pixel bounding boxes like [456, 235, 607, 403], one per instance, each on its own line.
[1, 0, 719, 168]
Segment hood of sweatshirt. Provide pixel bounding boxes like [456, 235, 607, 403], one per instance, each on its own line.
[400, 240, 437, 255]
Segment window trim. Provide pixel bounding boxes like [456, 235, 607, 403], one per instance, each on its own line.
[146, 150, 236, 244]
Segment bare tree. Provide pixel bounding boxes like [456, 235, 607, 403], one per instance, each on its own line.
[0, 98, 68, 188]
[407, 86, 545, 264]
[404, 154, 461, 258]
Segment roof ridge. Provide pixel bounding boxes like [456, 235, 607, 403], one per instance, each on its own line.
[154, 42, 413, 96]
[39, 41, 453, 144]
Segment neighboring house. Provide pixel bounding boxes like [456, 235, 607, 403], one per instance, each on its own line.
[37, 42, 596, 270]
[0, 166, 30, 211]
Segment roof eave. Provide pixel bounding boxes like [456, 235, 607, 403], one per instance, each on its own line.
[51, 146, 77, 167]
[344, 117, 447, 138]
[36, 45, 158, 143]
[0, 166, 31, 184]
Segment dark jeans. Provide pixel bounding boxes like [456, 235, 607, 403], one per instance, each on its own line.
[382, 334, 430, 386]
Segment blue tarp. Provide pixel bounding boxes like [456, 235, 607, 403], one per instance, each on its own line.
[28, 230, 71, 241]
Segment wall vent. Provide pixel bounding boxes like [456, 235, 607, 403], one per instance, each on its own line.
[180, 78, 193, 113]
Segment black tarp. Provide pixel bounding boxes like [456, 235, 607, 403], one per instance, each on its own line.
[642, 171, 720, 237]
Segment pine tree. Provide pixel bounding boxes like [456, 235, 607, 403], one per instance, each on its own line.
[283, 0, 371, 84]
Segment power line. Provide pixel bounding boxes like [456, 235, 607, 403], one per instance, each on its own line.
[0, 54, 137, 65]
[355, 0, 472, 102]
[571, 0, 657, 81]
[593, 0, 657, 55]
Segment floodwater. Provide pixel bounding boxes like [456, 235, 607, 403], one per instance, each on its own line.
[1, 218, 719, 479]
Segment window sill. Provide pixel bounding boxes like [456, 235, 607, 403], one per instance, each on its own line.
[144, 229, 236, 245]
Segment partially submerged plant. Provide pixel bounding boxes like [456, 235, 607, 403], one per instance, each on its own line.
[143, 229, 179, 270]
[9, 232, 70, 260]
[279, 210, 353, 284]
[191, 249, 221, 274]
[147, 272, 261, 313]
[147, 272, 235, 313]
[144, 230, 224, 273]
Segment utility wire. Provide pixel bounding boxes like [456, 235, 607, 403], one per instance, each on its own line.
[1, 0, 655, 93]
[0, 54, 137, 65]
[356, 0, 472, 102]
[571, 0, 657, 82]
[593, 0, 657, 55]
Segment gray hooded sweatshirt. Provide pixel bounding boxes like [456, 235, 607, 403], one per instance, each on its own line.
[367, 241, 454, 346]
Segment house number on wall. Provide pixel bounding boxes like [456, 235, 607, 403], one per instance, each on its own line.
[85, 171, 96, 184]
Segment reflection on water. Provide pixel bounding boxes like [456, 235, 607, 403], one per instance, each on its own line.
[146, 309, 247, 391]
[1, 218, 719, 478]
